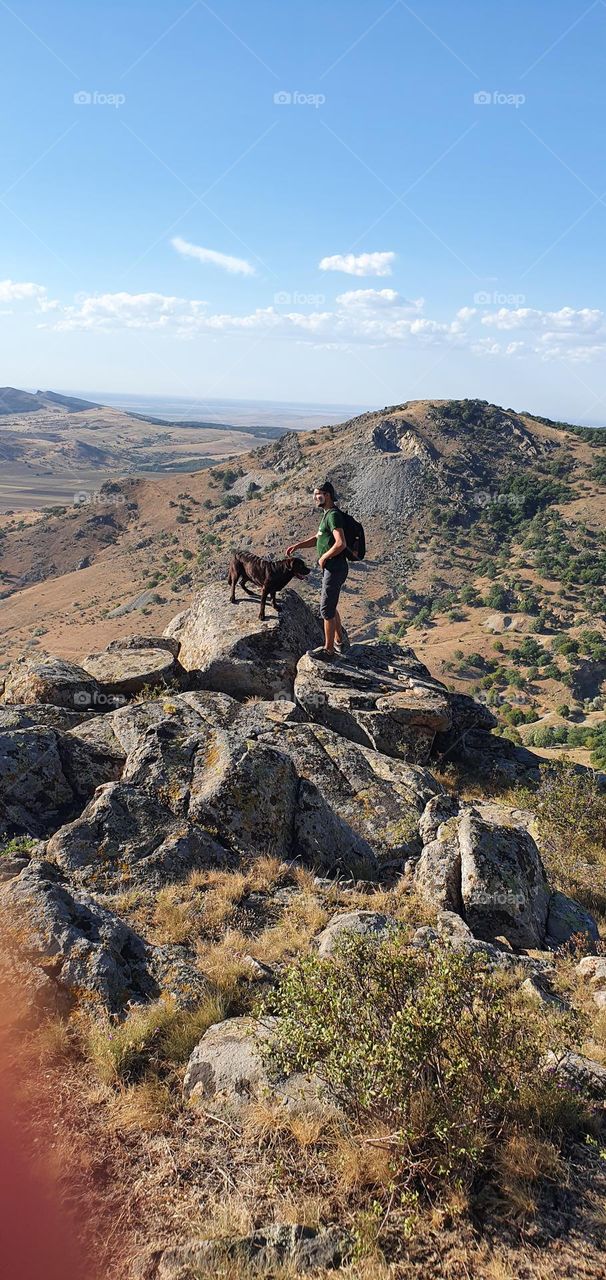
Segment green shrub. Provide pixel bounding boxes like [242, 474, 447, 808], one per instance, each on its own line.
[263, 934, 579, 1199]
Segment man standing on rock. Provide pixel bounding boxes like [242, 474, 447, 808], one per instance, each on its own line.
[286, 481, 348, 659]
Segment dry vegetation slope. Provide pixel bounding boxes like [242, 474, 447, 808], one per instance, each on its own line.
[1, 397, 605, 761]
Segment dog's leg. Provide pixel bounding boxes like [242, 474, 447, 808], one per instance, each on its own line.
[241, 576, 255, 596]
[259, 584, 270, 620]
[229, 569, 239, 604]
[271, 593, 281, 611]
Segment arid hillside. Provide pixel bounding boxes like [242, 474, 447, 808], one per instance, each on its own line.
[1, 397, 605, 763]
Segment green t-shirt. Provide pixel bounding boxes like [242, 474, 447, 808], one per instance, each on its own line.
[317, 507, 345, 560]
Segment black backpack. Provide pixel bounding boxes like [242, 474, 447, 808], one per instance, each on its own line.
[338, 508, 366, 561]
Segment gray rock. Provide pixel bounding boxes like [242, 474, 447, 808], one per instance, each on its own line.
[576, 956, 606, 984]
[459, 807, 550, 949]
[163, 583, 322, 700]
[107, 589, 161, 618]
[183, 1016, 328, 1114]
[0, 860, 156, 1015]
[418, 792, 460, 844]
[544, 1050, 606, 1099]
[0, 704, 95, 732]
[105, 634, 181, 659]
[145, 1225, 352, 1279]
[294, 641, 453, 764]
[414, 833, 462, 913]
[81, 646, 184, 697]
[1, 657, 102, 711]
[46, 781, 229, 890]
[0, 727, 122, 837]
[545, 891, 599, 950]
[315, 910, 397, 958]
[269, 721, 440, 865]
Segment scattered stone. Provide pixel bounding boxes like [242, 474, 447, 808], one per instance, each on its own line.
[544, 1050, 606, 1099]
[184, 1016, 329, 1114]
[143, 1224, 352, 1279]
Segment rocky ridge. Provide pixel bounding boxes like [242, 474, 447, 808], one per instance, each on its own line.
[0, 582, 603, 1275]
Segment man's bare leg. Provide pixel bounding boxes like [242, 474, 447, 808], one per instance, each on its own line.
[334, 608, 343, 644]
[324, 617, 337, 653]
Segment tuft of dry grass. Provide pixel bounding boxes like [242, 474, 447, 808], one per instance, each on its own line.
[492, 1130, 563, 1218]
[248, 891, 328, 966]
[84, 992, 226, 1086]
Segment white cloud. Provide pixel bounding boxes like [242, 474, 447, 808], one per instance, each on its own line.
[171, 236, 256, 276]
[13, 277, 606, 365]
[319, 251, 395, 277]
[0, 279, 49, 308]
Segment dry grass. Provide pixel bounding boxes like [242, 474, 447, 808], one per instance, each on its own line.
[84, 992, 226, 1086]
[247, 891, 328, 966]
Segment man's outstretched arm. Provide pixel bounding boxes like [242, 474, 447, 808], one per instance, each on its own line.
[286, 535, 316, 554]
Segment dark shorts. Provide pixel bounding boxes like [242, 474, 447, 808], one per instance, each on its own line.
[319, 556, 348, 620]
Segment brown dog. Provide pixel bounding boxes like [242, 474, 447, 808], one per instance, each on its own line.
[228, 551, 310, 620]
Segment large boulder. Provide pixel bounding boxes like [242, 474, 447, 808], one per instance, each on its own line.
[414, 799, 597, 952]
[1, 657, 103, 711]
[458, 808, 550, 949]
[183, 1016, 327, 1114]
[294, 642, 451, 763]
[0, 860, 156, 1015]
[163, 583, 322, 700]
[0, 727, 122, 838]
[46, 781, 229, 890]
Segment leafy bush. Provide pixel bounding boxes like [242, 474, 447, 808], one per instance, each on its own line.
[264, 934, 578, 1200]
[531, 763, 606, 911]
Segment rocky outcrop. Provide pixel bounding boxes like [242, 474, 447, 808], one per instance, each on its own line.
[265, 722, 440, 865]
[46, 781, 230, 890]
[294, 643, 496, 764]
[163, 583, 322, 699]
[0, 860, 156, 1014]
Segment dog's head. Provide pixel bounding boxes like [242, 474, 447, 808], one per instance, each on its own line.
[287, 557, 311, 579]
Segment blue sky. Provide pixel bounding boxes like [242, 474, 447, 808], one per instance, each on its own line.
[2, 0, 606, 420]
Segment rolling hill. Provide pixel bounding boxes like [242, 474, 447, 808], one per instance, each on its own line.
[1, 396, 605, 762]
